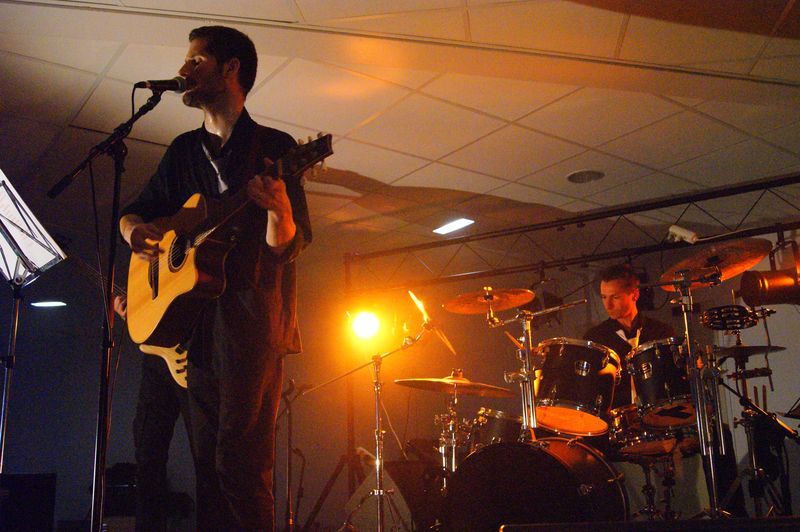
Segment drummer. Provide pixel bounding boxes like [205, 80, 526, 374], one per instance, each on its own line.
[582, 263, 747, 518]
[582, 263, 675, 408]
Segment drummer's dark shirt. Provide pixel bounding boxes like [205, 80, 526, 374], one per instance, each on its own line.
[583, 313, 677, 409]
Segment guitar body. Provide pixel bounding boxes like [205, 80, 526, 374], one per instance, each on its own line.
[127, 193, 233, 346]
[139, 344, 189, 388]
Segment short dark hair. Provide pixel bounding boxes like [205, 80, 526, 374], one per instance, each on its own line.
[189, 25, 257, 95]
[599, 264, 640, 291]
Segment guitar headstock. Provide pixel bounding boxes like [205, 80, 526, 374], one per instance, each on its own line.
[280, 133, 333, 177]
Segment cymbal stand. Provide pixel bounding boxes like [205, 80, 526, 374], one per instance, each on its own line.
[434, 385, 462, 490]
[671, 269, 726, 518]
[490, 299, 587, 440]
[300, 328, 426, 532]
[488, 304, 541, 439]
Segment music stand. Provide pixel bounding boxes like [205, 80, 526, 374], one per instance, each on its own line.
[0, 167, 66, 472]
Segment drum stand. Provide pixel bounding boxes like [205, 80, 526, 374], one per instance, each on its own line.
[667, 269, 728, 518]
[633, 456, 678, 521]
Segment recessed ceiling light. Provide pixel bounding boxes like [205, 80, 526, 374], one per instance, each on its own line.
[567, 169, 605, 184]
[433, 218, 474, 235]
[31, 301, 67, 308]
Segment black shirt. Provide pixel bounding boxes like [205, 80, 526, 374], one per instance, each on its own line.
[122, 108, 312, 357]
[583, 313, 677, 409]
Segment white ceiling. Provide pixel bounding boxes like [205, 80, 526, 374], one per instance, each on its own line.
[1, 0, 799, 281]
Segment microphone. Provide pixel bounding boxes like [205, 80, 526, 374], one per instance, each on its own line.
[134, 76, 190, 92]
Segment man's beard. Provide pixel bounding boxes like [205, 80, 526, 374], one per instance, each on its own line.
[182, 83, 225, 108]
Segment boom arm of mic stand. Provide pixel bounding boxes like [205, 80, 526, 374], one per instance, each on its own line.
[47, 91, 164, 198]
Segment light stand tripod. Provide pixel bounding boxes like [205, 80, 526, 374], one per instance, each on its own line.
[0, 169, 66, 472]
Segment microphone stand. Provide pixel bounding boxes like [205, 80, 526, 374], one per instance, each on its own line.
[47, 90, 165, 532]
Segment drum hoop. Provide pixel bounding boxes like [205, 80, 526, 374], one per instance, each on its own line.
[627, 336, 683, 359]
[537, 337, 620, 365]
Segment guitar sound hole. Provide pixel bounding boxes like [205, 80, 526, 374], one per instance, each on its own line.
[169, 234, 190, 271]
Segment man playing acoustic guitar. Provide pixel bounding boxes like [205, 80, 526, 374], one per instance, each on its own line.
[120, 25, 312, 530]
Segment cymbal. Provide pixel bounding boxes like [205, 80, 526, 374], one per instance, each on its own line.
[716, 345, 785, 360]
[660, 238, 772, 291]
[443, 287, 534, 314]
[394, 373, 514, 398]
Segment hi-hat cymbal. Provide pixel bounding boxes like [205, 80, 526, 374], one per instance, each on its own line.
[660, 238, 772, 291]
[394, 373, 514, 398]
[715, 345, 785, 360]
[443, 287, 534, 314]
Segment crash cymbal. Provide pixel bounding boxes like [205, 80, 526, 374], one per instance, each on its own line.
[394, 372, 514, 398]
[443, 287, 534, 314]
[660, 238, 772, 291]
[715, 345, 785, 360]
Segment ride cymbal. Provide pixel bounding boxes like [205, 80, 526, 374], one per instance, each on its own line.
[715, 345, 785, 360]
[394, 372, 513, 398]
[443, 287, 534, 314]
[660, 238, 772, 291]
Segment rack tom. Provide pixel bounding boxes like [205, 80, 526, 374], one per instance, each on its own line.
[627, 337, 694, 428]
[534, 338, 620, 436]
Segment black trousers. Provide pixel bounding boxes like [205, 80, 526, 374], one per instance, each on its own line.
[133, 354, 193, 532]
[187, 324, 284, 530]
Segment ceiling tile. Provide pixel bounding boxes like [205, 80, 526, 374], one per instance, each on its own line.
[519, 150, 652, 197]
[586, 172, 700, 206]
[469, 1, 624, 57]
[600, 111, 749, 170]
[392, 163, 508, 194]
[305, 193, 355, 217]
[421, 73, 577, 121]
[122, 0, 298, 21]
[72, 79, 200, 145]
[318, 9, 466, 41]
[326, 139, 429, 185]
[0, 54, 97, 125]
[248, 59, 409, 135]
[490, 182, 574, 207]
[762, 36, 800, 57]
[695, 100, 800, 135]
[298, 0, 461, 21]
[751, 56, 800, 83]
[348, 93, 505, 160]
[443, 124, 584, 180]
[760, 121, 800, 155]
[106, 43, 288, 91]
[519, 88, 683, 147]
[0, 33, 120, 73]
[620, 16, 767, 66]
[560, 198, 604, 213]
[666, 139, 800, 187]
[327, 61, 439, 89]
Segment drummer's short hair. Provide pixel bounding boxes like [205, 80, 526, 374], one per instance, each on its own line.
[599, 264, 640, 291]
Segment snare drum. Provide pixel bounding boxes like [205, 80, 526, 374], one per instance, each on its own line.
[627, 338, 694, 428]
[535, 338, 620, 436]
[608, 405, 699, 459]
[468, 407, 522, 452]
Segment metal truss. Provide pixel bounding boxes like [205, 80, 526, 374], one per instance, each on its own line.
[344, 171, 800, 293]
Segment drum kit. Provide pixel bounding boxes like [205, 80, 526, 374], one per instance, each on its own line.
[389, 238, 800, 529]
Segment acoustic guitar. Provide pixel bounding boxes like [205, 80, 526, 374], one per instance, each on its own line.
[126, 134, 333, 348]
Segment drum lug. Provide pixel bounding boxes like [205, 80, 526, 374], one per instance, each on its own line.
[566, 437, 582, 447]
[578, 483, 594, 496]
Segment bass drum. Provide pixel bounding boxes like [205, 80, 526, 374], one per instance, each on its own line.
[443, 439, 627, 530]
